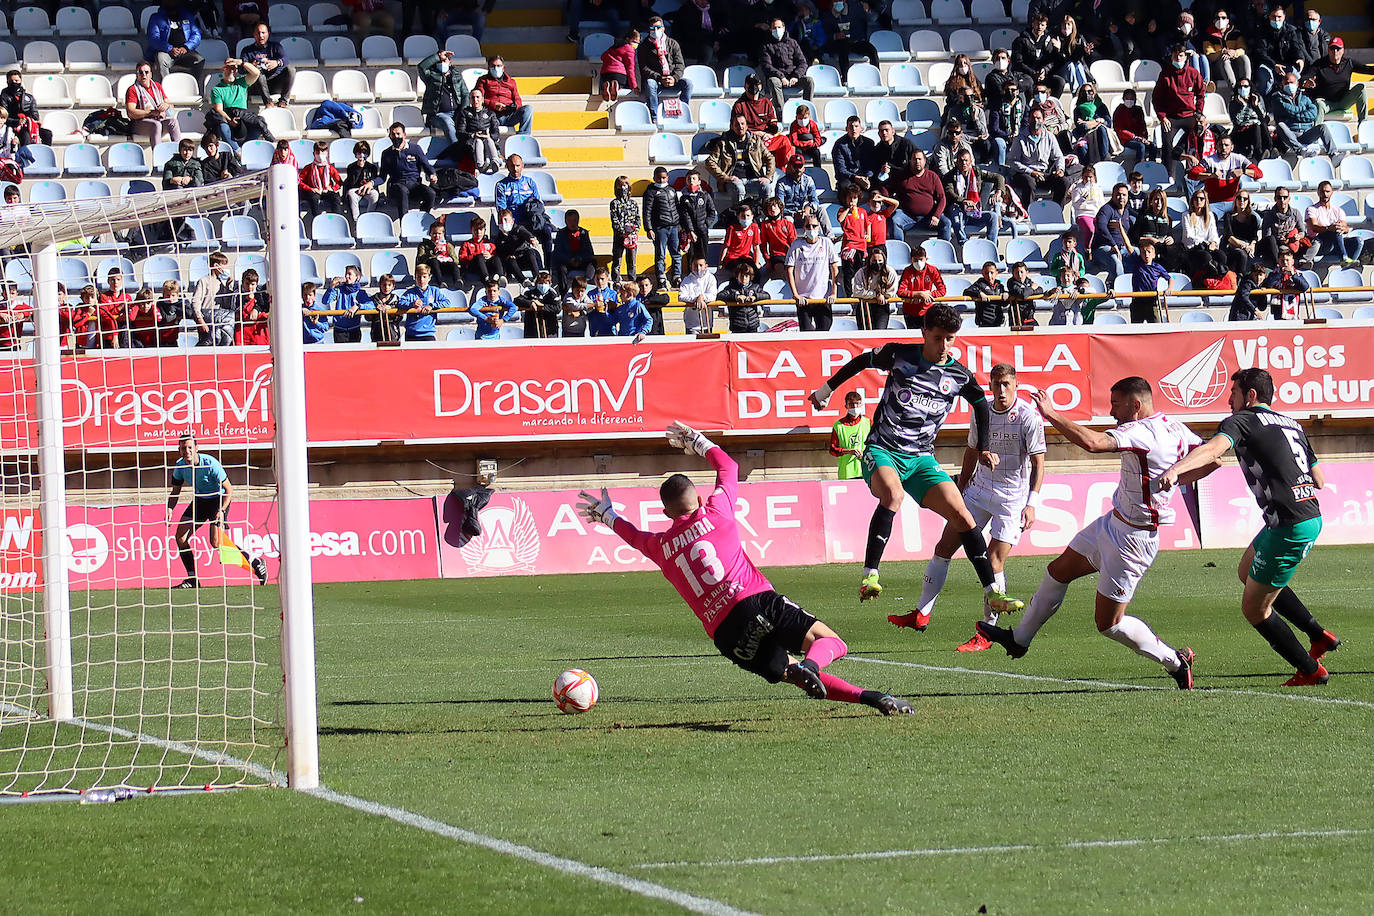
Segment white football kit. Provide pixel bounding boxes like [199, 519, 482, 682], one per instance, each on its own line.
[962, 397, 1046, 545]
[1068, 412, 1202, 602]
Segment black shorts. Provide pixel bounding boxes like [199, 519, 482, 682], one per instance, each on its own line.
[181, 495, 224, 527]
[711, 590, 818, 683]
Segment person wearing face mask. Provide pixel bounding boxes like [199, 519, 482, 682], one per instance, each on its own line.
[1203, 9, 1252, 91]
[819, 0, 879, 80]
[829, 391, 871, 480]
[943, 54, 984, 107]
[671, 0, 724, 63]
[513, 270, 561, 339]
[0, 72, 49, 147]
[1111, 91, 1155, 166]
[785, 216, 840, 331]
[1167, 12, 1212, 91]
[493, 208, 542, 286]
[732, 75, 797, 165]
[608, 175, 640, 283]
[759, 17, 813, 117]
[789, 1, 826, 63]
[1228, 79, 1273, 160]
[943, 91, 998, 169]
[1028, 82, 1070, 154]
[1269, 72, 1338, 158]
[1152, 44, 1207, 174]
[418, 49, 467, 146]
[642, 166, 683, 288]
[473, 55, 533, 134]
[851, 248, 897, 330]
[1013, 13, 1065, 99]
[677, 171, 716, 266]
[1248, 5, 1303, 98]
[896, 245, 945, 320]
[342, 140, 379, 223]
[788, 104, 824, 167]
[380, 122, 438, 216]
[1071, 84, 1113, 165]
[1008, 111, 1067, 207]
[1296, 9, 1331, 69]
[297, 140, 344, 223]
[635, 17, 692, 126]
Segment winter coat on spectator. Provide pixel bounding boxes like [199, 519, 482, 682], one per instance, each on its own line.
[1249, 22, 1303, 74]
[678, 185, 716, 238]
[790, 118, 823, 154]
[147, 9, 202, 53]
[468, 293, 520, 339]
[1012, 29, 1055, 83]
[343, 160, 379, 193]
[642, 180, 682, 230]
[474, 71, 524, 114]
[1113, 102, 1148, 144]
[897, 262, 946, 317]
[1008, 128, 1064, 177]
[202, 148, 243, 182]
[610, 187, 640, 236]
[1270, 86, 1319, 131]
[759, 32, 808, 82]
[636, 35, 686, 84]
[458, 104, 501, 140]
[831, 133, 877, 186]
[717, 278, 765, 333]
[610, 297, 652, 336]
[162, 155, 203, 188]
[968, 276, 1008, 328]
[600, 42, 639, 91]
[704, 132, 775, 187]
[299, 160, 342, 193]
[759, 213, 796, 261]
[401, 283, 446, 338]
[1297, 24, 1331, 67]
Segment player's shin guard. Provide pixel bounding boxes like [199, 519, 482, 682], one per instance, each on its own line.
[864, 506, 896, 571]
[178, 546, 196, 576]
[805, 636, 848, 669]
[1012, 573, 1069, 647]
[917, 555, 952, 614]
[818, 672, 864, 703]
[1101, 615, 1182, 670]
[959, 529, 996, 590]
[1254, 612, 1320, 674]
[1273, 587, 1325, 640]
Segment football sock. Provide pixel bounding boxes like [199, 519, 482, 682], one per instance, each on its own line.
[1273, 587, 1324, 640]
[1102, 615, 1181, 671]
[805, 636, 848, 670]
[917, 555, 952, 614]
[819, 672, 864, 703]
[959, 529, 996, 589]
[178, 546, 196, 577]
[863, 507, 896, 571]
[1254, 612, 1320, 674]
[239, 548, 254, 566]
[1012, 573, 1070, 647]
[993, 570, 1006, 593]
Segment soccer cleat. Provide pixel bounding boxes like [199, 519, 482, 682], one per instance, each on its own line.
[782, 659, 827, 700]
[859, 573, 883, 602]
[251, 557, 268, 586]
[975, 620, 1027, 659]
[172, 579, 198, 589]
[1282, 663, 1330, 687]
[956, 632, 992, 652]
[888, 610, 929, 631]
[1309, 630, 1342, 661]
[1170, 647, 1195, 690]
[871, 693, 915, 715]
[985, 591, 1024, 614]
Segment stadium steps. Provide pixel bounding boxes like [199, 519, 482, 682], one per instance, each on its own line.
[482, 40, 579, 63]
[519, 76, 597, 95]
[486, 8, 564, 28]
[532, 109, 610, 131]
[542, 144, 627, 162]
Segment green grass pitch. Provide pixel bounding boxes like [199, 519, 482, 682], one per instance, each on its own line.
[4, 546, 1374, 915]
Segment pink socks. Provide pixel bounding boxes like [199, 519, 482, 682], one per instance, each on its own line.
[805, 636, 848, 669]
[818, 672, 864, 704]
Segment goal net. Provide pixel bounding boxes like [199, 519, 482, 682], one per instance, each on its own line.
[0, 165, 317, 797]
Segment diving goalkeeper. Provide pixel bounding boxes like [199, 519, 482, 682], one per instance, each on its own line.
[166, 434, 268, 589]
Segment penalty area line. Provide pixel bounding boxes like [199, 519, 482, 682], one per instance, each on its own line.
[846, 656, 1374, 711]
[306, 786, 762, 916]
[633, 827, 1374, 870]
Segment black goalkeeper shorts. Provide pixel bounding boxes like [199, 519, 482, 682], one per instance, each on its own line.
[711, 590, 818, 683]
[181, 495, 224, 527]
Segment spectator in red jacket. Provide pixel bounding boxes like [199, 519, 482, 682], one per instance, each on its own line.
[721, 202, 763, 273]
[298, 140, 344, 222]
[788, 103, 823, 166]
[599, 31, 640, 104]
[59, 282, 96, 350]
[896, 246, 946, 320]
[459, 215, 502, 287]
[1152, 44, 1207, 174]
[129, 287, 162, 348]
[0, 280, 29, 352]
[758, 197, 796, 278]
[237, 268, 270, 346]
[474, 55, 533, 134]
[98, 267, 133, 349]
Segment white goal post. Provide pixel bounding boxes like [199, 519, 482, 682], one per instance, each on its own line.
[1, 164, 318, 795]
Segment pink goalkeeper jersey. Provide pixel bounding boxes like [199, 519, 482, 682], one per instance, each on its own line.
[612, 447, 773, 637]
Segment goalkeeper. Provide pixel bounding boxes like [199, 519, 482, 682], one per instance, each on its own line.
[578, 423, 914, 715]
[166, 435, 267, 588]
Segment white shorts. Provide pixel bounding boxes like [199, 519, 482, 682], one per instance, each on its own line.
[1067, 512, 1160, 603]
[962, 487, 1025, 547]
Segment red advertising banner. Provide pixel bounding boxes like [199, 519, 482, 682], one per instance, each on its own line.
[1089, 326, 1374, 420]
[728, 333, 1097, 432]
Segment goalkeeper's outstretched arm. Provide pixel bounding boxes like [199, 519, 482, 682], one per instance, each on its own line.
[668, 421, 736, 496]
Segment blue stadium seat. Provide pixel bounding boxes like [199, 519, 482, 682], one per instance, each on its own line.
[324, 251, 363, 279]
[221, 215, 266, 251]
[1296, 157, 1337, 189]
[1029, 200, 1070, 234]
[21, 144, 59, 178]
[904, 98, 941, 129]
[182, 217, 218, 251]
[922, 239, 960, 272]
[722, 65, 757, 95]
[503, 134, 547, 167]
[63, 143, 105, 177]
[807, 65, 846, 97]
[27, 180, 65, 204]
[581, 32, 613, 60]
[476, 172, 500, 205]
[73, 180, 112, 200]
[95, 257, 136, 285]
[1256, 158, 1300, 191]
[1338, 155, 1374, 189]
[234, 253, 269, 280]
[530, 171, 563, 204]
[57, 257, 90, 289]
[697, 99, 732, 133]
[649, 132, 691, 165]
[864, 99, 904, 131]
[119, 179, 157, 196]
[240, 140, 275, 170]
[656, 100, 698, 133]
[1326, 121, 1362, 154]
[1097, 311, 1128, 324]
[612, 100, 654, 134]
[962, 237, 1000, 269]
[823, 100, 859, 130]
[357, 211, 399, 247]
[1005, 237, 1046, 269]
[312, 213, 355, 248]
[400, 209, 436, 244]
[299, 253, 323, 285]
[886, 64, 926, 98]
[684, 65, 723, 99]
[884, 239, 911, 269]
[845, 64, 887, 97]
[870, 30, 910, 62]
[370, 250, 411, 284]
[140, 254, 181, 289]
[1180, 310, 1214, 323]
[443, 210, 476, 241]
[1328, 267, 1366, 301]
[106, 142, 150, 177]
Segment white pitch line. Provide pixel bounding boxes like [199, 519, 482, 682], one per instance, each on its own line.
[308, 786, 761, 916]
[633, 827, 1374, 870]
[846, 656, 1374, 711]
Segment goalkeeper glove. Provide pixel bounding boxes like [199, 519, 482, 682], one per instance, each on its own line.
[809, 383, 833, 410]
[666, 420, 715, 457]
[577, 488, 619, 526]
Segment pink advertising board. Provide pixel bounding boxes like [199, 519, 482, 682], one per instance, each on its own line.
[1196, 462, 1374, 550]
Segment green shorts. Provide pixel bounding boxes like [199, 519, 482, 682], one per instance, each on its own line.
[861, 445, 952, 505]
[1249, 517, 1323, 588]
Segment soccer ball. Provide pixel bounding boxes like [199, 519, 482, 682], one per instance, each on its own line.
[552, 669, 599, 714]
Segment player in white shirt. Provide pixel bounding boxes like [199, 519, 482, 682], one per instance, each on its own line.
[907, 364, 1046, 651]
[978, 377, 1221, 689]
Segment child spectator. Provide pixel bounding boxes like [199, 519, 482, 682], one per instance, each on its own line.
[237, 268, 271, 346]
[789, 104, 823, 166]
[459, 215, 501, 288]
[677, 255, 718, 334]
[758, 197, 796, 279]
[837, 185, 893, 296]
[493, 208, 541, 285]
[155, 281, 185, 347]
[469, 277, 520, 339]
[516, 270, 561, 339]
[1049, 230, 1086, 281]
[599, 31, 640, 104]
[271, 139, 296, 169]
[322, 264, 370, 343]
[967, 261, 1009, 328]
[1048, 269, 1091, 325]
[401, 264, 444, 341]
[128, 288, 160, 348]
[1005, 261, 1039, 327]
[368, 273, 402, 343]
[717, 260, 765, 334]
[0, 282, 29, 352]
[98, 268, 133, 349]
[610, 280, 652, 339]
[677, 171, 715, 266]
[562, 274, 591, 337]
[586, 268, 618, 336]
[896, 245, 945, 321]
[1130, 241, 1171, 323]
[1263, 250, 1310, 321]
[61, 284, 98, 350]
[829, 391, 870, 480]
[301, 281, 331, 344]
[721, 203, 763, 273]
[1229, 262, 1270, 321]
[552, 210, 597, 293]
[299, 140, 344, 222]
[636, 274, 670, 336]
[609, 175, 640, 282]
[418, 218, 461, 289]
[459, 88, 502, 175]
[1067, 165, 1103, 249]
[851, 246, 897, 330]
[200, 133, 242, 183]
[343, 141, 380, 223]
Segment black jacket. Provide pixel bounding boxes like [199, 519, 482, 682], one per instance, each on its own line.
[678, 187, 716, 237]
[641, 182, 682, 231]
[758, 34, 807, 82]
[1249, 23, 1303, 72]
[718, 278, 764, 332]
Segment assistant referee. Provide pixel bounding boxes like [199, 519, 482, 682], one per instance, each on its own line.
[166, 434, 267, 588]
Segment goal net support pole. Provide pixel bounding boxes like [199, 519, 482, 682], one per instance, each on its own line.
[266, 163, 320, 790]
[33, 241, 72, 722]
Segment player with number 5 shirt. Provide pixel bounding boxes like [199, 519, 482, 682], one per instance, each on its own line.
[578, 422, 915, 715]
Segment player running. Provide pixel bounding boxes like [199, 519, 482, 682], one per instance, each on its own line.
[807, 303, 1023, 619]
[978, 378, 1215, 689]
[166, 434, 268, 589]
[913, 363, 1046, 651]
[578, 422, 915, 715]
[1159, 368, 1339, 687]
